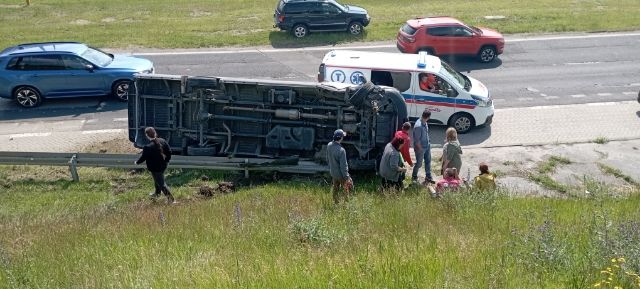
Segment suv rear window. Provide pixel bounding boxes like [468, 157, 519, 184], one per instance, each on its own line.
[6, 55, 65, 71]
[277, 0, 285, 12]
[401, 23, 417, 35]
[427, 26, 453, 37]
[283, 2, 313, 13]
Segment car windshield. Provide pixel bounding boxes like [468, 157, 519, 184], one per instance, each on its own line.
[439, 60, 471, 91]
[331, 0, 348, 11]
[470, 26, 482, 35]
[80, 47, 113, 67]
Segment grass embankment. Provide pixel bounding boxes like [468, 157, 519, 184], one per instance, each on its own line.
[1, 165, 639, 288]
[1, 0, 640, 49]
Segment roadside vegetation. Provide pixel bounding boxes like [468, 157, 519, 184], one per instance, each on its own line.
[1, 164, 639, 288]
[1, 0, 640, 49]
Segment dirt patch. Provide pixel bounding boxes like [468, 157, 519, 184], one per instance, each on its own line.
[101, 17, 116, 23]
[190, 10, 211, 17]
[198, 181, 235, 197]
[79, 137, 139, 154]
[71, 19, 91, 25]
[0, 4, 22, 8]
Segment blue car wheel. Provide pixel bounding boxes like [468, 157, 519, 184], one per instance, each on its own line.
[14, 86, 42, 108]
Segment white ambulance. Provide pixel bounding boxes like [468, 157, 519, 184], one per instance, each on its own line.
[318, 50, 494, 133]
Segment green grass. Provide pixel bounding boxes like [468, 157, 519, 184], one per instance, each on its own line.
[1, 0, 640, 49]
[528, 173, 569, 193]
[537, 155, 572, 174]
[1, 165, 640, 288]
[593, 137, 610, 144]
[598, 163, 639, 186]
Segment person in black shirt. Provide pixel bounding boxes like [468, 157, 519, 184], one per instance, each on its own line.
[135, 127, 175, 204]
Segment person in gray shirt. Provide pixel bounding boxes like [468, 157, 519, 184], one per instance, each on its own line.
[412, 109, 435, 184]
[379, 137, 407, 191]
[326, 129, 353, 204]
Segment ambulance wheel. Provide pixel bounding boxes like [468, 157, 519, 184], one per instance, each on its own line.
[449, 113, 475, 134]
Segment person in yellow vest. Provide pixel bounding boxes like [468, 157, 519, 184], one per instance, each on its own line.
[472, 162, 497, 191]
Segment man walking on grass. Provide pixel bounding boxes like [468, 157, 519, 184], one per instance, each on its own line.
[327, 129, 353, 204]
[412, 110, 435, 185]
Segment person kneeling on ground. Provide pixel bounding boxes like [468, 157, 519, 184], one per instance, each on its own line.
[434, 168, 461, 196]
[471, 162, 497, 191]
[379, 137, 407, 191]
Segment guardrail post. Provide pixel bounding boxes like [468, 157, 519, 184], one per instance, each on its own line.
[68, 154, 79, 182]
[244, 158, 249, 179]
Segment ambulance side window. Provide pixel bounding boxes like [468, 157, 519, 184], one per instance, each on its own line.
[370, 71, 411, 93]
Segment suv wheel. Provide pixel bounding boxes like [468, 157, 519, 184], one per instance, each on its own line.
[478, 46, 497, 63]
[348, 22, 363, 35]
[112, 80, 131, 102]
[292, 24, 308, 38]
[14, 86, 42, 108]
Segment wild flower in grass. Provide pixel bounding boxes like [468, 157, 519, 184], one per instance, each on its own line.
[592, 257, 640, 288]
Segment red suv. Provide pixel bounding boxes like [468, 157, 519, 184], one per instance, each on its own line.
[396, 16, 505, 63]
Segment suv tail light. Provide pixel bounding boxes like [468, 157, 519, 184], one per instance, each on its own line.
[278, 15, 285, 22]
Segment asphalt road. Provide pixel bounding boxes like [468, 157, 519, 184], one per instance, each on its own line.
[0, 31, 639, 131]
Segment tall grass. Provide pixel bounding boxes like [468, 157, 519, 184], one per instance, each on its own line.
[0, 0, 639, 49]
[1, 165, 639, 288]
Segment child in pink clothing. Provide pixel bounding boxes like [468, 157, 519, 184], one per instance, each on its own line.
[435, 168, 461, 196]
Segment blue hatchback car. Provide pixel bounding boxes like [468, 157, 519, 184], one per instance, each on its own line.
[0, 42, 154, 108]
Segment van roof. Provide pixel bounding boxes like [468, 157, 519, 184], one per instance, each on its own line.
[321, 50, 442, 73]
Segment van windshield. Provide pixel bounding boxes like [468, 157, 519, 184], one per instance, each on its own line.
[439, 61, 471, 91]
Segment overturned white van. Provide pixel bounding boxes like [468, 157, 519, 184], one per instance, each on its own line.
[318, 50, 494, 133]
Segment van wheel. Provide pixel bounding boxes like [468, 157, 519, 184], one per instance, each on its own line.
[292, 24, 308, 38]
[348, 22, 363, 35]
[477, 46, 497, 63]
[448, 113, 475, 134]
[14, 86, 42, 108]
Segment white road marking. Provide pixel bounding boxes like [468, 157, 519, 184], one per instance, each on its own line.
[622, 91, 637, 95]
[597, 93, 613, 96]
[526, 87, 539, 92]
[544, 96, 559, 99]
[498, 100, 636, 111]
[565, 61, 601, 65]
[113, 118, 128, 122]
[492, 98, 505, 102]
[81, 129, 126, 134]
[571, 94, 586, 98]
[9, 132, 52, 139]
[130, 32, 640, 56]
[518, 97, 534, 101]
[586, 102, 617, 106]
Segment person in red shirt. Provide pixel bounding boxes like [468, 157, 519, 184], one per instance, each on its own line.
[419, 73, 438, 92]
[393, 122, 413, 167]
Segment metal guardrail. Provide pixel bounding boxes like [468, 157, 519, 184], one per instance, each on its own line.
[0, 151, 328, 181]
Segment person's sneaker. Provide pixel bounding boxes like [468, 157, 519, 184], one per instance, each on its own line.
[148, 192, 160, 200]
[167, 196, 177, 205]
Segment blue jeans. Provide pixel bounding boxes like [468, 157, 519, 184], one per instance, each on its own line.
[412, 145, 432, 181]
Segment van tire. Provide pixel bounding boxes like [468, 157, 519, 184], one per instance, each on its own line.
[448, 112, 475, 134]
